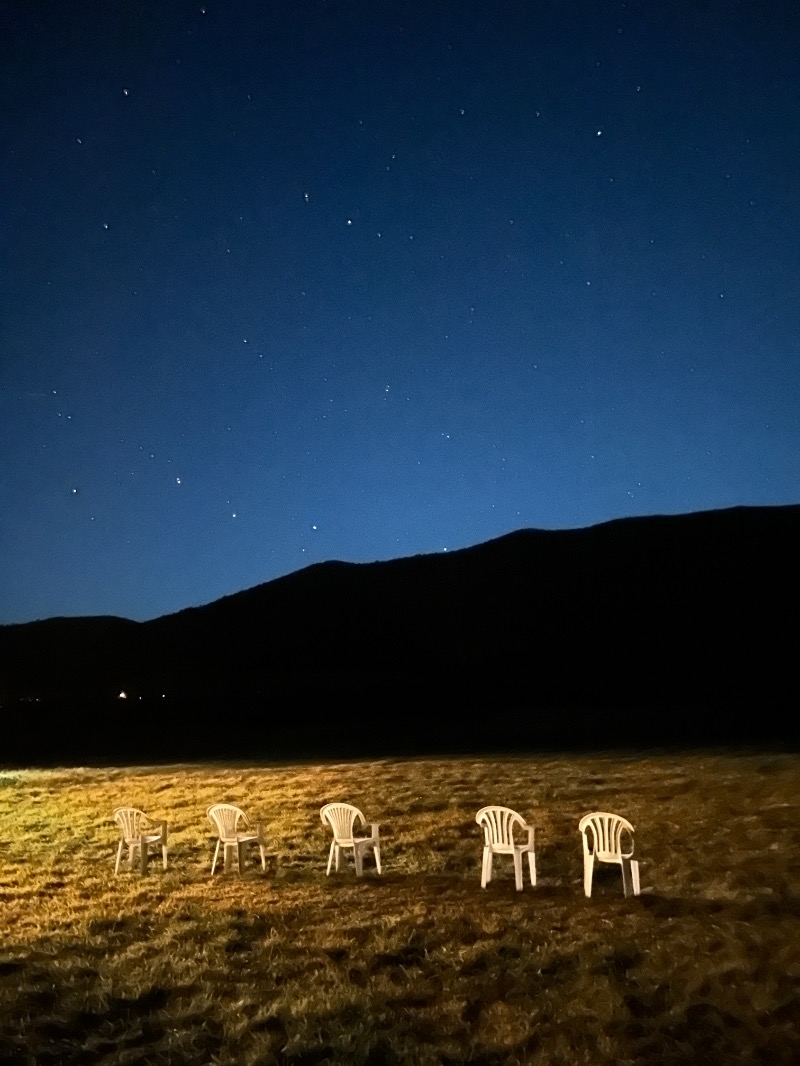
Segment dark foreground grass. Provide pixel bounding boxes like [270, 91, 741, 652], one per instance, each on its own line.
[0, 750, 798, 1064]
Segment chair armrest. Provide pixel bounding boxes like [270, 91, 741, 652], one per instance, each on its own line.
[526, 825, 535, 848]
[369, 823, 380, 841]
[620, 829, 634, 858]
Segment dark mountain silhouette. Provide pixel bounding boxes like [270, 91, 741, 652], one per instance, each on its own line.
[2, 503, 798, 763]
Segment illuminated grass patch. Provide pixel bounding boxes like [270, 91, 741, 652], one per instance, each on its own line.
[0, 752, 798, 1063]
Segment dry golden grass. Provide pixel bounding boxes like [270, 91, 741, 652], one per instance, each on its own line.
[0, 750, 798, 1064]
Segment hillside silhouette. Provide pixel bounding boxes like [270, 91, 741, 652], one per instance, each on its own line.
[1, 504, 798, 763]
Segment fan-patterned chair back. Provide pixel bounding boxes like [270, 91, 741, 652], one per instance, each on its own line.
[208, 803, 248, 841]
[321, 802, 363, 843]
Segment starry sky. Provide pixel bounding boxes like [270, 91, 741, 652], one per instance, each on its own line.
[3, 0, 800, 624]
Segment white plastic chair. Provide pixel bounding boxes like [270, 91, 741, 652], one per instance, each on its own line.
[113, 807, 168, 874]
[207, 803, 266, 875]
[579, 811, 641, 898]
[476, 806, 536, 891]
[320, 802, 381, 876]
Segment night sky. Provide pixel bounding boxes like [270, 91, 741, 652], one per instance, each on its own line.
[3, 1, 799, 624]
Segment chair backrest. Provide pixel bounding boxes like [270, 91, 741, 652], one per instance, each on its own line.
[114, 807, 148, 841]
[579, 811, 635, 860]
[208, 803, 248, 840]
[476, 805, 528, 846]
[320, 802, 364, 842]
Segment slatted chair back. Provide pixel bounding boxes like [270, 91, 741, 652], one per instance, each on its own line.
[579, 811, 635, 862]
[114, 807, 149, 842]
[476, 805, 528, 849]
[208, 803, 249, 842]
[320, 802, 364, 845]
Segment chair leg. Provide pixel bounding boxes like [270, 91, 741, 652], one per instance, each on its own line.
[236, 841, 245, 875]
[354, 845, 364, 877]
[140, 838, 148, 876]
[513, 851, 523, 891]
[224, 842, 235, 874]
[584, 853, 594, 897]
[259, 844, 266, 872]
[334, 844, 341, 872]
[211, 839, 221, 875]
[482, 849, 493, 888]
[373, 843, 382, 875]
[622, 857, 639, 898]
[326, 840, 335, 875]
[162, 845, 168, 871]
[115, 840, 124, 875]
[528, 850, 536, 887]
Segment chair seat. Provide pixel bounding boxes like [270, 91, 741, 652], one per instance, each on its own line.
[489, 841, 534, 855]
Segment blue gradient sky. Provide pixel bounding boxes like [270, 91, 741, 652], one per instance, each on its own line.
[3, 0, 799, 623]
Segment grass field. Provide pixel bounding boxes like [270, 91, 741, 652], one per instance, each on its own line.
[0, 749, 798, 1064]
